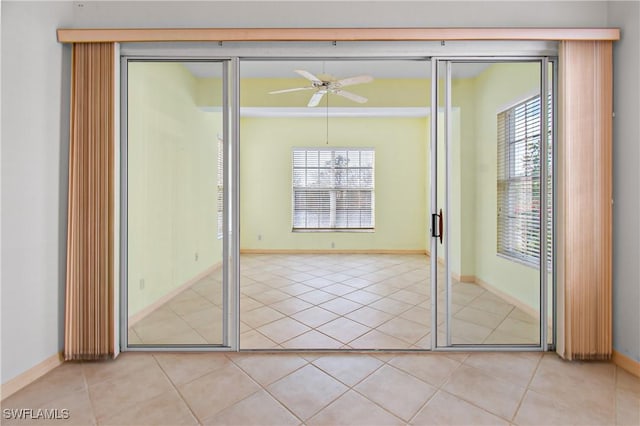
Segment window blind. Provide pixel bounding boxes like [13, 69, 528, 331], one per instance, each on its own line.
[217, 137, 223, 239]
[497, 94, 552, 267]
[292, 148, 375, 230]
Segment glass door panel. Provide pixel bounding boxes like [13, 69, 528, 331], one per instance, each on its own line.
[433, 60, 449, 347]
[238, 58, 432, 350]
[125, 60, 230, 347]
[432, 59, 551, 348]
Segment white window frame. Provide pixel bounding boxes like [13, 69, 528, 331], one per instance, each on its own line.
[292, 147, 375, 232]
[497, 94, 552, 267]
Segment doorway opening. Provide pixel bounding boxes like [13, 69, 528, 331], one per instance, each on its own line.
[119, 44, 555, 352]
[238, 59, 432, 349]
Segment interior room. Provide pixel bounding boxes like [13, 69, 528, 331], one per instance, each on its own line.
[125, 57, 548, 350]
[2, 1, 638, 425]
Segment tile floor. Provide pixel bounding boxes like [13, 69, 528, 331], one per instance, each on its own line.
[2, 351, 638, 425]
[129, 254, 541, 348]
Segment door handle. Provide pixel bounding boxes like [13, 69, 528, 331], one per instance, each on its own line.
[431, 209, 443, 244]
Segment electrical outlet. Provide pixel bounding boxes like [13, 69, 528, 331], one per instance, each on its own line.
[195, 252, 199, 261]
[258, 234, 262, 241]
[139, 279, 145, 290]
[331, 242, 335, 248]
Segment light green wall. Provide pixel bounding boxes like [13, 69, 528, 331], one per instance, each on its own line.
[452, 78, 478, 277]
[240, 116, 428, 250]
[466, 62, 541, 311]
[433, 110, 462, 274]
[127, 62, 223, 316]
[196, 77, 223, 108]
[413, 63, 546, 314]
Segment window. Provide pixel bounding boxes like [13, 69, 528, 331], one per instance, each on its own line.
[292, 148, 375, 231]
[217, 136, 223, 239]
[497, 94, 552, 266]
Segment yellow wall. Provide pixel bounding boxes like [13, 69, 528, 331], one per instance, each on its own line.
[196, 78, 431, 108]
[127, 62, 223, 316]
[240, 116, 428, 251]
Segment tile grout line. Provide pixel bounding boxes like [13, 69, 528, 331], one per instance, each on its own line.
[150, 352, 212, 425]
[280, 321, 349, 349]
[297, 386, 351, 424]
[403, 354, 468, 424]
[404, 387, 440, 425]
[79, 362, 100, 426]
[234, 350, 400, 424]
[509, 351, 545, 424]
[140, 254, 538, 350]
[304, 358, 402, 424]
[311, 352, 388, 389]
[439, 387, 516, 425]
[483, 304, 534, 345]
[240, 326, 280, 349]
[338, 386, 409, 425]
[84, 356, 166, 424]
[348, 360, 434, 424]
[435, 356, 519, 424]
[226, 352, 309, 424]
[245, 287, 430, 350]
[262, 367, 331, 424]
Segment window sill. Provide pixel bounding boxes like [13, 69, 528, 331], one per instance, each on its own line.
[292, 228, 375, 233]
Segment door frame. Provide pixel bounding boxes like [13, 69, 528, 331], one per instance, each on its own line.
[119, 56, 238, 351]
[430, 56, 557, 352]
[118, 44, 558, 353]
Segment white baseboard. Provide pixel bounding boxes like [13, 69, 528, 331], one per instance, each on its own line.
[451, 272, 477, 283]
[1, 352, 63, 401]
[473, 276, 541, 321]
[128, 262, 221, 327]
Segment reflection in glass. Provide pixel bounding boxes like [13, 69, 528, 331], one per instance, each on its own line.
[126, 61, 225, 346]
[435, 61, 546, 346]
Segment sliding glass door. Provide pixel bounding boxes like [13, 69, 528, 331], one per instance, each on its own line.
[117, 42, 556, 353]
[431, 58, 554, 349]
[122, 59, 236, 349]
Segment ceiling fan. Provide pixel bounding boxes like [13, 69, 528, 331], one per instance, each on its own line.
[269, 70, 374, 107]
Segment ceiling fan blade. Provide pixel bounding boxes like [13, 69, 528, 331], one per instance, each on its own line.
[269, 86, 315, 94]
[336, 75, 374, 87]
[335, 90, 368, 104]
[295, 69, 323, 84]
[307, 91, 325, 107]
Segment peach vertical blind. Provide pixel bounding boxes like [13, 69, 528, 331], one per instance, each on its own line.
[559, 40, 613, 360]
[64, 43, 115, 360]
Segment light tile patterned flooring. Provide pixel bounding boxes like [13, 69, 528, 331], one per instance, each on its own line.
[130, 254, 540, 348]
[2, 351, 638, 425]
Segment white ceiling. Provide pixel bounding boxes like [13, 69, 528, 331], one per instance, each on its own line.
[182, 60, 490, 79]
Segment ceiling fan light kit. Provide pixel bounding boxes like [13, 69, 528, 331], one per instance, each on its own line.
[269, 69, 374, 107]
